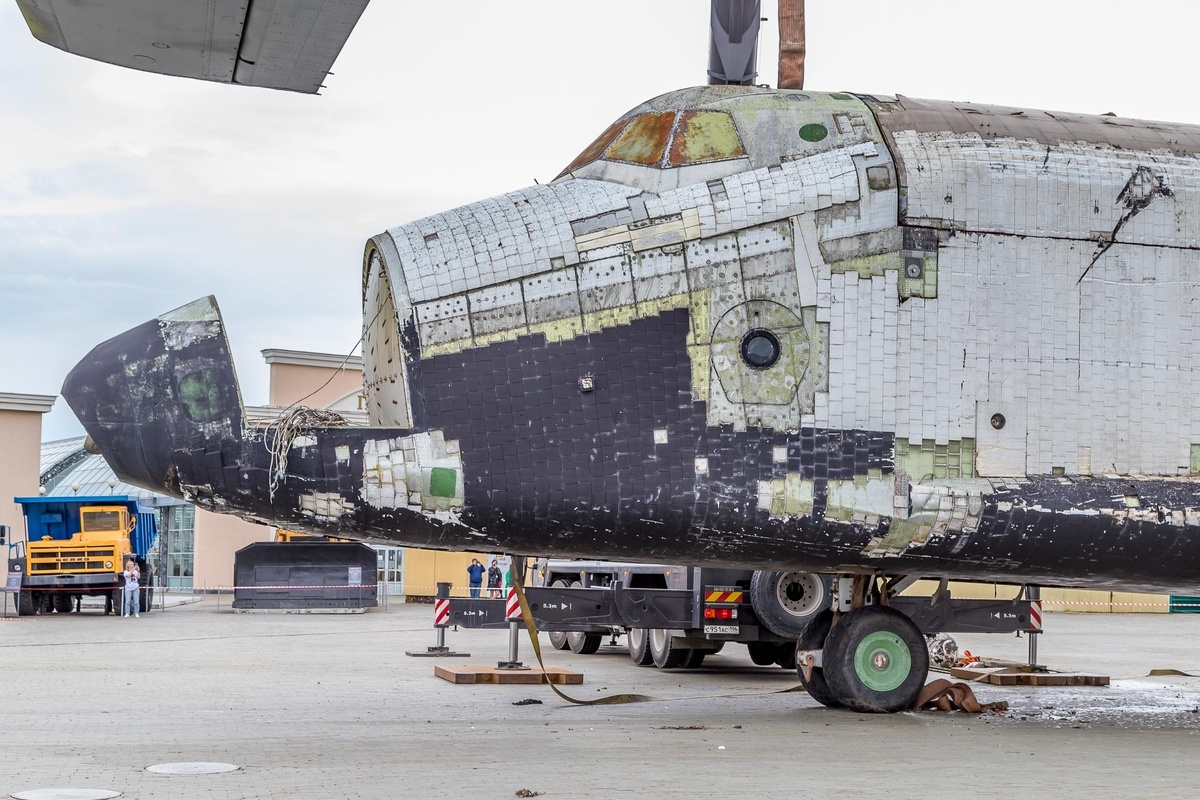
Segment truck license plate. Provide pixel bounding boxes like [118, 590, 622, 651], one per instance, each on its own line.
[704, 624, 739, 635]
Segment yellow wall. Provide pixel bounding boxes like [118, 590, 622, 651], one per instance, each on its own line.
[402, 549, 492, 598]
[901, 580, 1169, 613]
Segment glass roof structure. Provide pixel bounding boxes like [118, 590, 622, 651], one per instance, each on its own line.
[38, 436, 183, 507]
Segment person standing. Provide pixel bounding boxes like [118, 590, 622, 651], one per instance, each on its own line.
[487, 559, 503, 599]
[122, 558, 140, 618]
[466, 558, 485, 598]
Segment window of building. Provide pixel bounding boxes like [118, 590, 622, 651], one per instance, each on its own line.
[161, 505, 195, 589]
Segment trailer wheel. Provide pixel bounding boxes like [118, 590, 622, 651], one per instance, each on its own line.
[749, 570, 831, 638]
[17, 591, 36, 616]
[547, 580, 571, 650]
[822, 605, 928, 713]
[565, 581, 602, 654]
[567, 632, 602, 655]
[682, 648, 707, 669]
[627, 628, 654, 666]
[747, 642, 777, 666]
[796, 609, 840, 708]
[649, 629, 691, 669]
[774, 643, 797, 670]
[53, 594, 73, 613]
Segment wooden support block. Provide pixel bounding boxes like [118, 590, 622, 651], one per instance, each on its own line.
[434, 665, 584, 685]
[949, 665, 1108, 686]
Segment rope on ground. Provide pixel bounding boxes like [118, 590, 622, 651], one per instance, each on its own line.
[266, 407, 349, 501]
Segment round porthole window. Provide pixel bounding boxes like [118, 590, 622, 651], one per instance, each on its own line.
[740, 329, 781, 370]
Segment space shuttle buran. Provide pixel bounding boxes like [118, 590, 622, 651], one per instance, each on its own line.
[64, 85, 1200, 711]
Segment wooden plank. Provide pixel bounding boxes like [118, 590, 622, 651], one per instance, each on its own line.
[434, 665, 584, 685]
[950, 665, 1109, 686]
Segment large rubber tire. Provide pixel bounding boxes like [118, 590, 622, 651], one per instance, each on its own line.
[649, 629, 691, 669]
[747, 642, 778, 666]
[627, 628, 654, 666]
[567, 632, 602, 655]
[682, 649, 707, 669]
[17, 591, 36, 616]
[53, 594, 73, 613]
[822, 605, 929, 713]
[774, 643, 797, 671]
[749, 570, 832, 637]
[796, 609, 841, 708]
[548, 580, 571, 650]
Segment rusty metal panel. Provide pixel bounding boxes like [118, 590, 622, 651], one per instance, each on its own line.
[605, 112, 676, 165]
[668, 110, 745, 165]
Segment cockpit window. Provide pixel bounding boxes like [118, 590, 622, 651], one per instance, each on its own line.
[560, 110, 745, 177]
[561, 118, 627, 176]
[604, 112, 675, 165]
[668, 111, 745, 165]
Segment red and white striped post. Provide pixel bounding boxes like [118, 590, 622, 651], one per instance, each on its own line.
[405, 581, 470, 658]
[1027, 585, 1042, 668]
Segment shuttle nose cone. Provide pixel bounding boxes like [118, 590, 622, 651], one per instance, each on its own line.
[61, 296, 244, 498]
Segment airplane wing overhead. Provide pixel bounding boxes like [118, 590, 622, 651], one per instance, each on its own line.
[15, 0, 371, 93]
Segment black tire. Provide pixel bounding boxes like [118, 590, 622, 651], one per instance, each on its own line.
[548, 580, 571, 650]
[567, 632, 602, 655]
[17, 591, 36, 616]
[822, 605, 929, 713]
[774, 643, 797, 671]
[111, 588, 122, 615]
[627, 628, 654, 666]
[747, 642, 778, 666]
[682, 649, 707, 669]
[53, 594, 73, 613]
[749, 570, 832, 637]
[649, 629, 691, 669]
[796, 609, 841, 708]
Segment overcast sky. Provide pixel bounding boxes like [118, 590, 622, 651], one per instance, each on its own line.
[4, 0, 1200, 442]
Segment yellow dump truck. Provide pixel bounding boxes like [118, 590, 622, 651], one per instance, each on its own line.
[7, 496, 156, 615]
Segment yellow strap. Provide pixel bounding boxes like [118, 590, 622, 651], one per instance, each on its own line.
[511, 565, 810, 704]
[512, 562, 657, 705]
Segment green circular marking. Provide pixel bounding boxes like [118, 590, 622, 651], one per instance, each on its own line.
[853, 631, 911, 692]
[799, 123, 828, 143]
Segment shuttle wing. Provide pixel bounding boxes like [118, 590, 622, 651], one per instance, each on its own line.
[15, 0, 370, 94]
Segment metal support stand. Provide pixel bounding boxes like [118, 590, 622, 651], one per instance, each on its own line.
[496, 619, 530, 670]
[496, 559, 530, 670]
[407, 581, 469, 657]
[1026, 584, 1042, 668]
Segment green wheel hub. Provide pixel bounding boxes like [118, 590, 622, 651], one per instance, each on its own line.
[852, 631, 912, 692]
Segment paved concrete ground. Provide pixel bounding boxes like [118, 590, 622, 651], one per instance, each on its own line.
[3, 600, 1200, 799]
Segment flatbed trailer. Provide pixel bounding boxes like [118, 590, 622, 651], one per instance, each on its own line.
[447, 561, 1038, 670]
